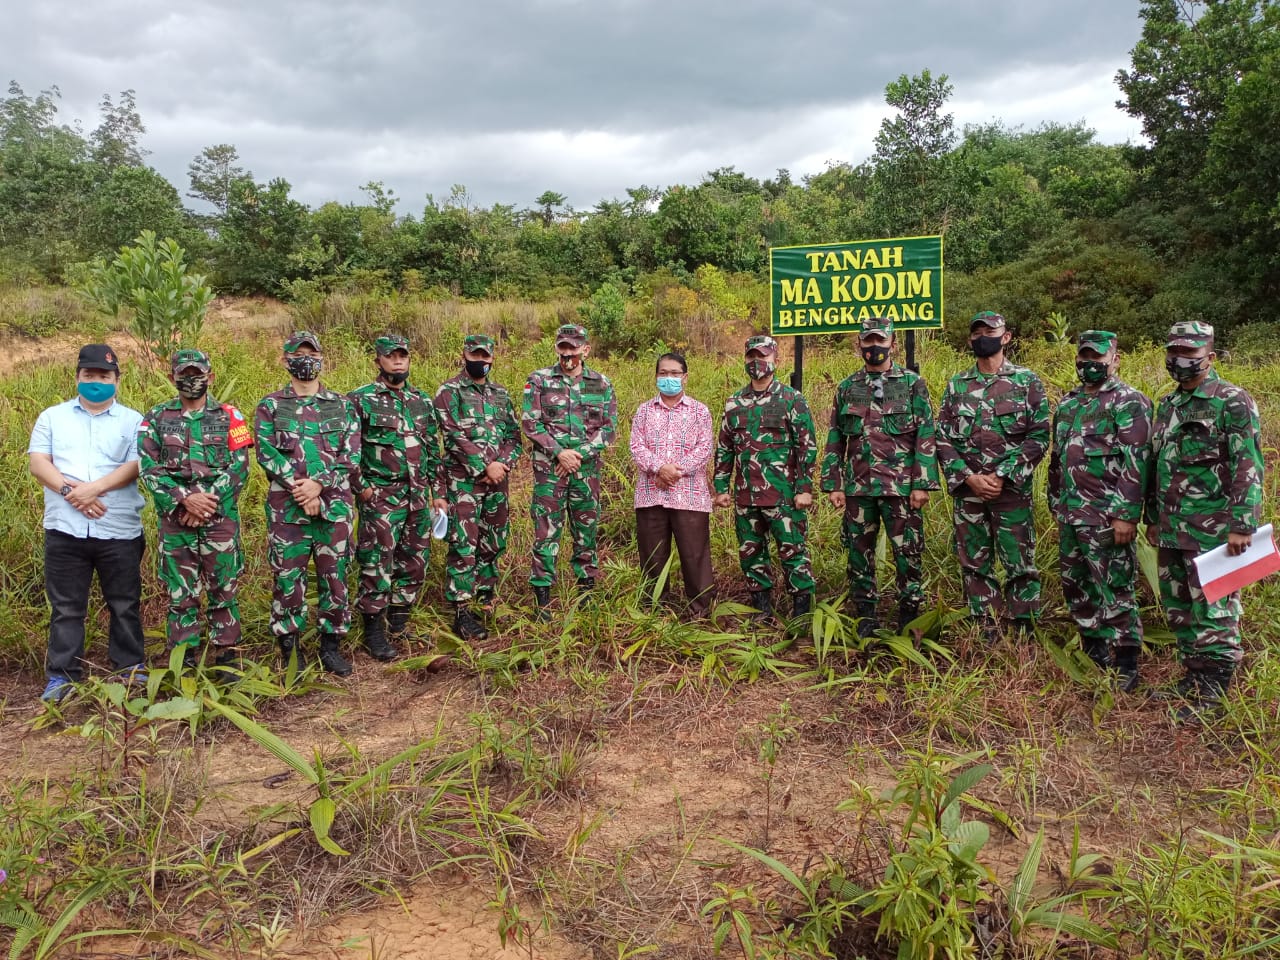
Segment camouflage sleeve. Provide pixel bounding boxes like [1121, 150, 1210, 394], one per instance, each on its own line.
[210, 444, 250, 504]
[421, 396, 444, 500]
[933, 381, 969, 493]
[996, 374, 1050, 487]
[790, 393, 817, 497]
[912, 376, 941, 492]
[1142, 399, 1165, 529]
[521, 372, 563, 458]
[346, 391, 369, 494]
[137, 409, 184, 512]
[713, 403, 735, 495]
[496, 390, 523, 468]
[254, 396, 294, 487]
[1110, 391, 1152, 524]
[337, 396, 361, 490]
[1224, 391, 1264, 534]
[433, 383, 487, 478]
[581, 377, 617, 460]
[819, 388, 845, 494]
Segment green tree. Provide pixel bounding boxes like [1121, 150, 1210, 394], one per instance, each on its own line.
[85, 165, 188, 255]
[89, 89, 148, 171]
[534, 190, 567, 227]
[214, 178, 310, 293]
[187, 143, 251, 215]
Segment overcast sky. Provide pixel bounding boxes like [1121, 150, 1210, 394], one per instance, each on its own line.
[5, 0, 1147, 213]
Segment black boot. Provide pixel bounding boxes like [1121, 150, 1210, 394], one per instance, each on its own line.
[788, 591, 812, 636]
[855, 601, 880, 639]
[362, 611, 397, 662]
[533, 585, 552, 622]
[213, 645, 242, 674]
[1176, 661, 1234, 724]
[318, 634, 352, 677]
[181, 644, 198, 670]
[386, 605, 412, 646]
[278, 634, 306, 671]
[577, 577, 595, 595]
[896, 600, 921, 635]
[749, 589, 773, 624]
[453, 603, 489, 641]
[1082, 636, 1111, 671]
[1114, 646, 1140, 693]
[974, 615, 1002, 644]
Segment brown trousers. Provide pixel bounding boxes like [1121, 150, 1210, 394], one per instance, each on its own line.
[635, 506, 715, 618]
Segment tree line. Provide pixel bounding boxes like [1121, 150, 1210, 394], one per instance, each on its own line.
[1, 1, 1276, 349]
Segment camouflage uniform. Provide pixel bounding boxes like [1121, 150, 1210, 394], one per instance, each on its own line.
[714, 336, 818, 597]
[138, 350, 252, 653]
[435, 334, 523, 603]
[1047, 331, 1152, 664]
[349, 336, 441, 617]
[1144, 322, 1264, 670]
[935, 340, 1050, 624]
[821, 322, 940, 614]
[255, 336, 360, 643]
[521, 325, 617, 588]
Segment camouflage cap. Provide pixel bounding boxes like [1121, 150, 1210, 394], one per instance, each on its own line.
[464, 333, 495, 355]
[859, 316, 894, 339]
[170, 348, 211, 373]
[1076, 330, 1117, 353]
[744, 334, 778, 355]
[969, 310, 1006, 332]
[1166, 320, 1214, 349]
[556, 324, 589, 347]
[374, 334, 410, 356]
[284, 330, 322, 353]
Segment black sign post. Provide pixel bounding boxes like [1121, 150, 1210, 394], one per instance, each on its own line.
[791, 333, 805, 392]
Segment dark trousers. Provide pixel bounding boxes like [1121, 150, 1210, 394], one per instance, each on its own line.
[635, 506, 715, 618]
[44, 529, 146, 680]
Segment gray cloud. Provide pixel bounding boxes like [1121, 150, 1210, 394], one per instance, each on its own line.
[4, 0, 1145, 210]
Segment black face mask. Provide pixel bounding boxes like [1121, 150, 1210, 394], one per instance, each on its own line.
[286, 355, 322, 381]
[381, 369, 409, 386]
[465, 359, 491, 379]
[861, 345, 891, 367]
[1076, 360, 1109, 386]
[971, 335, 1004, 359]
[1166, 355, 1209, 382]
[175, 374, 209, 400]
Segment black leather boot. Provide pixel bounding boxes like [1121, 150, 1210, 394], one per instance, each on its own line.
[386, 605, 412, 646]
[896, 600, 921, 635]
[1175, 661, 1234, 724]
[318, 634, 352, 677]
[749, 589, 773, 623]
[788, 591, 812, 636]
[1114, 645, 1140, 693]
[1082, 636, 1111, 671]
[855, 601, 880, 639]
[453, 602, 489, 641]
[362, 611, 397, 661]
[278, 634, 306, 671]
[533, 585, 552, 622]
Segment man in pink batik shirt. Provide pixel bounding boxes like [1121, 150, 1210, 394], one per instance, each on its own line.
[629, 352, 716, 618]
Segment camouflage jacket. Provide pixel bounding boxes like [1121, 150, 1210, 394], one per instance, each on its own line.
[714, 380, 817, 507]
[1047, 376, 1152, 527]
[820, 365, 941, 497]
[1143, 371, 1264, 550]
[434, 373, 522, 482]
[521, 365, 616, 469]
[255, 385, 360, 524]
[348, 380, 441, 502]
[935, 362, 1050, 497]
[138, 397, 252, 523]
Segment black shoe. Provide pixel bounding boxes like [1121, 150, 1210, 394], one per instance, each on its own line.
[974, 616, 1002, 644]
[181, 645, 198, 670]
[533, 585, 552, 622]
[278, 634, 307, 671]
[362, 611, 397, 661]
[1082, 637, 1111, 671]
[788, 591, 812, 636]
[318, 635, 352, 677]
[855, 601, 880, 639]
[577, 577, 595, 595]
[896, 601, 921, 634]
[749, 589, 773, 624]
[212, 646, 242, 673]
[386, 605, 412, 646]
[1114, 647, 1140, 693]
[1011, 618, 1037, 642]
[453, 603, 489, 641]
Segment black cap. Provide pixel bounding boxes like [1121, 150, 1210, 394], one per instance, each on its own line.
[77, 344, 120, 372]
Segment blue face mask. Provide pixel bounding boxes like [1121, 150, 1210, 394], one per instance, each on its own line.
[656, 376, 684, 397]
[78, 381, 117, 403]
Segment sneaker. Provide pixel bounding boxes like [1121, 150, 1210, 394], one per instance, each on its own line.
[41, 676, 73, 703]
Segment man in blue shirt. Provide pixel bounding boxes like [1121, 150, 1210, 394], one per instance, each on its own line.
[27, 344, 147, 702]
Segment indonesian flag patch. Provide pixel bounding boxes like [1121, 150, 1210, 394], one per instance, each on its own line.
[224, 404, 254, 450]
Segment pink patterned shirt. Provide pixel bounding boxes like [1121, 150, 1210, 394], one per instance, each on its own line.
[630, 394, 714, 513]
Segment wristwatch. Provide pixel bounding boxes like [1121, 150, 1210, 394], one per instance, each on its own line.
[59, 484, 73, 497]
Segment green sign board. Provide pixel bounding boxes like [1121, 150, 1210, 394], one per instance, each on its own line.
[769, 235, 944, 336]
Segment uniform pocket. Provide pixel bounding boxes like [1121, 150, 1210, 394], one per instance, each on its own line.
[1177, 419, 1218, 463]
[838, 402, 867, 436]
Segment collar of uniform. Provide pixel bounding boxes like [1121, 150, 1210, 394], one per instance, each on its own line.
[283, 383, 336, 400]
[961, 361, 1015, 379]
[1179, 369, 1222, 402]
[863, 364, 904, 379]
[749, 378, 782, 397]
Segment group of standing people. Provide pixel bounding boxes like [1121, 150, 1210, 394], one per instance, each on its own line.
[28, 313, 1264, 721]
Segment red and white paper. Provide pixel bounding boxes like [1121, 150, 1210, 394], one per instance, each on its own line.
[1193, 523, 1280, 604]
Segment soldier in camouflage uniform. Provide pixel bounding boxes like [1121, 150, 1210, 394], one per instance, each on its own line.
[255, 331, 361, 675]
[435, 334, 523, 639]
[935, 312, 1050, 640]
[138, 349, 253, 669]
[522, 324, 617, 619]
[1047, 331, 1151, 689]
[821, 318, 940, 636]
[1144, 321, 1264, 719]
[713, 335, 817, 626]
[349, 335, 446, 661]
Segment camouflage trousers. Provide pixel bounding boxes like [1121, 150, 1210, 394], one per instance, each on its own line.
[158, 515, 243, 649]
[842, 496, 924, 606]
[953, 491, 1040, 621]
[1058, 523, 1141, 650]
[355, 485, 431, 614]
[734, 504, 815, 593]
[267, 515, 353, 638]
[445, 478, 510, 603]
[531, 462, 600, 587]
[1157, 546, 1243, 665]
